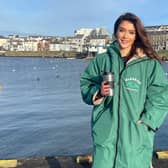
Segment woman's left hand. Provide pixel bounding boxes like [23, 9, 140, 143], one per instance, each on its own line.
[137, 120, 142, 124]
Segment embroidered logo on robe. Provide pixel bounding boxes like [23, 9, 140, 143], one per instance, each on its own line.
[124, 77, 141, 92]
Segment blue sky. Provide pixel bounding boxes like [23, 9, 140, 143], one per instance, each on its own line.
[0, 0, 168, 36]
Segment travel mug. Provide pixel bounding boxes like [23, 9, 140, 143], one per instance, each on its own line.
[102, 72, 114, 96]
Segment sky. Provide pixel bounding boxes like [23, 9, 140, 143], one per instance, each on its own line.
[0, 0, 168, 36]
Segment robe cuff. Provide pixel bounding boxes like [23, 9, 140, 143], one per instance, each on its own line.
[92, 90, 104, 105]
[140, 116, 158, 132]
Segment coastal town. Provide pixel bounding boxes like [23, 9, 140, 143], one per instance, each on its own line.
[0, 25, 168, 59]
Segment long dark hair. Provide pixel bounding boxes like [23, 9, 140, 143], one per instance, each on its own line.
[114, 12, 160, 60]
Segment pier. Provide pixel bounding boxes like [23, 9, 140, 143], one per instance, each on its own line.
[0, 152, 168, 168]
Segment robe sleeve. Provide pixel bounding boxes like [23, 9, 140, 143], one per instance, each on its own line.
[140, 60, 168, 131]
[80, 55, 103, 105]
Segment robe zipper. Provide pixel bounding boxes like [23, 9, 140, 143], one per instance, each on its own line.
[113, 56, 123, 168]
[112, 58, 149, 168]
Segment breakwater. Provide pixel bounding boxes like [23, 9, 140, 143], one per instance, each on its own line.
[1, 51, 86, 58]
[0, 153, 168, 168]
[0, 51, 168, 61]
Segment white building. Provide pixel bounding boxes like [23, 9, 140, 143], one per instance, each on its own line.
[19, 41, 38, 51]
[49, 43, 81, 52]
[74, 28, 93, 37]
[0, 36, 8, 49]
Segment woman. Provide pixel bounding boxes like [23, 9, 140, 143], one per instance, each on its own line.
[80, 12, 168, 168]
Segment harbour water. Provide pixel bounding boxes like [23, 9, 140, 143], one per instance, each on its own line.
[0, 56, 167, 159]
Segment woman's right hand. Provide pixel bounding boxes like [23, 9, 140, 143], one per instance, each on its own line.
[100, 81, 111, 96]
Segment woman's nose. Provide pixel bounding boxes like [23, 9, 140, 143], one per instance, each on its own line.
[123, 32, 129, 38]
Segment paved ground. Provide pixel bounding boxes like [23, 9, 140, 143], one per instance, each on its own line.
[0, 154, 167, 168]
[152, 153, 168, 168]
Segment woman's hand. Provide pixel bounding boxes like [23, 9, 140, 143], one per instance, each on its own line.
[100, 81, 111, 96]
[137, 120, 142, 124]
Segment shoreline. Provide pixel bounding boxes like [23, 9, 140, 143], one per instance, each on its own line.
[0, 51, 168, 61]
[0, 51, 87, 59]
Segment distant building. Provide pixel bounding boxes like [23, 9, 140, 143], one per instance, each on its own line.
[74, 28, 93, 37]
[73, 27, 111, 53]
[38, 39, 50, 51]
[145, 25, 168, 50]
[49, 43, 79, 52]
[0, 36, 8, 50]
[76, 28, 111, 55]
[1, 25, 168, 53]
[87, 35, 111, 54]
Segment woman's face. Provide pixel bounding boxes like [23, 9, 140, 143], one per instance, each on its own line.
[116, 20, 136, 53]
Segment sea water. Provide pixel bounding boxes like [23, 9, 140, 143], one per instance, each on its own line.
[0, 57, 167, 159]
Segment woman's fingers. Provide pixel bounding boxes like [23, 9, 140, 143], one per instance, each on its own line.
[137, 120, 142, 124]
[101, 81, 111, 96]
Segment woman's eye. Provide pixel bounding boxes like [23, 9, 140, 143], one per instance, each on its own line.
[119, 29, 124, 32]
[129, 31, 135, 35]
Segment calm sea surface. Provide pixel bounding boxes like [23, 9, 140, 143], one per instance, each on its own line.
[0, 56, 167, 159]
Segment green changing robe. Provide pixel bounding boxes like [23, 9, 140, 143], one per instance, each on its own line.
[80, 41, 168, 168]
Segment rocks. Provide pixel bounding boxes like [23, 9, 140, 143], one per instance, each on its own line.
[0, 153, 167, 168]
